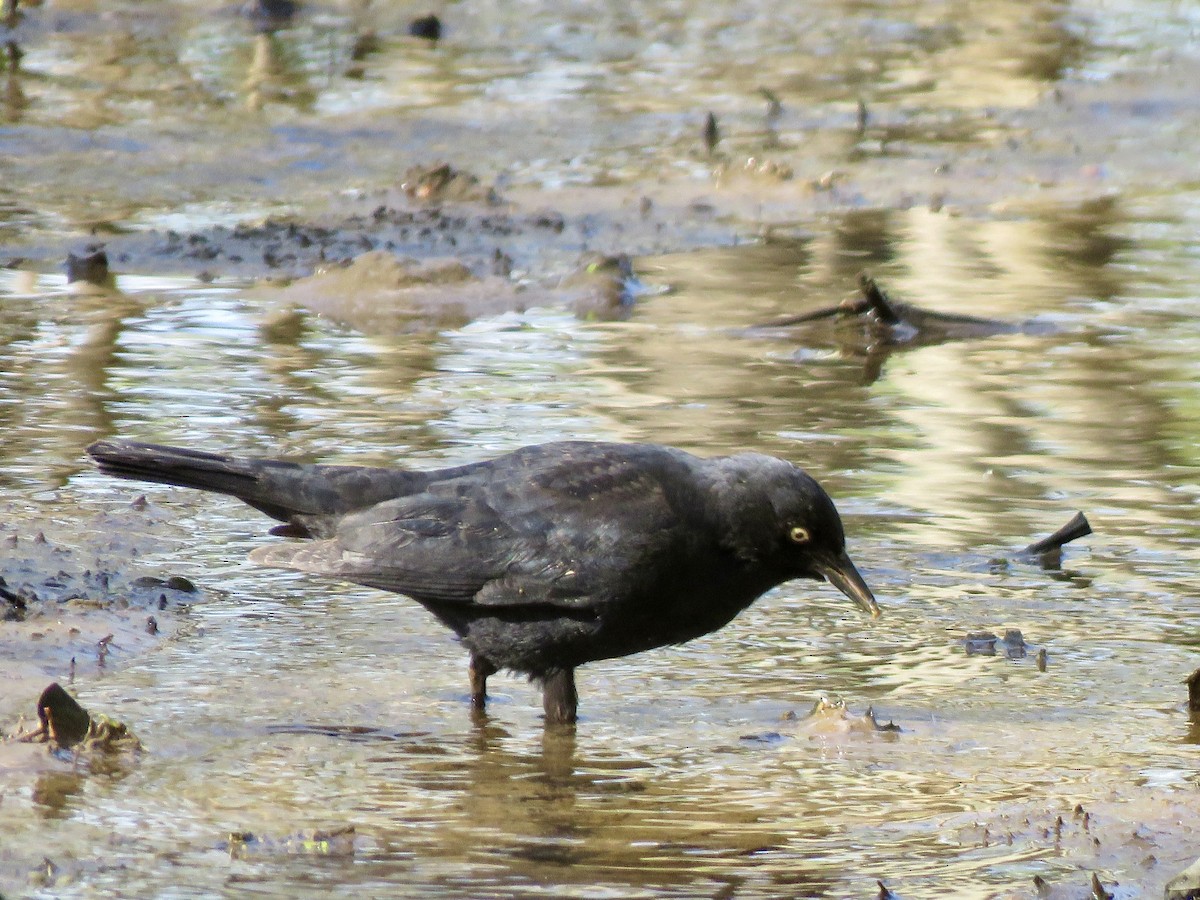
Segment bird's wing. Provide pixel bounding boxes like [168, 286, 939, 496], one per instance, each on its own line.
[249, 445, 692, 611]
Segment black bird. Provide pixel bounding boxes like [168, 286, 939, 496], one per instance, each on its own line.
[86, 439, 879, 725]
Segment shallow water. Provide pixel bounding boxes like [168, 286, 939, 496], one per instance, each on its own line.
[3, 0, 1200, 898]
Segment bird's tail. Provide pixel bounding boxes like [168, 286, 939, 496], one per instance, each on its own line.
[86, 439, 425, 526]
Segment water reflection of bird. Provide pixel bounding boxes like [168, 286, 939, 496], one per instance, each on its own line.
[87, 439, 878, 726]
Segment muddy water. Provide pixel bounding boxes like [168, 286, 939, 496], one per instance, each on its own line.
[3, 0, 1200, 898]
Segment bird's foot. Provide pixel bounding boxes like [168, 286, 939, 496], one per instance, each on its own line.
[469, 654, 497, 709]
[541, 668, 578, 725]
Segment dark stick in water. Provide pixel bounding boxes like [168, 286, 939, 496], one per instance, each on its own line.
[857, 273, 902, 325]
[1022, 511, 1092, 556]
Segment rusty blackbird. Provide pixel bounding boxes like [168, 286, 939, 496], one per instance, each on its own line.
[87, 439, 878, 725]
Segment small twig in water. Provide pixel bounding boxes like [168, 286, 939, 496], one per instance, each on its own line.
[1023, 511, 1092, 556]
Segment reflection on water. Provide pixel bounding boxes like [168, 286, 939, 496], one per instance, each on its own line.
[3, 187, 1200, 896]
[0, 0, 1120, 236]
[3, 0, 1200, 897]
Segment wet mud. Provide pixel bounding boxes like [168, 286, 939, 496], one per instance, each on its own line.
[0, 503, 200, 725]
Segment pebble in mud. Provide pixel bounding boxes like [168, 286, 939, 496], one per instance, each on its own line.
[963, 629, 1029, 659]
[407, 13, 441, 42]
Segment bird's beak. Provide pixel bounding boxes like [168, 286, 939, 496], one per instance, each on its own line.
[815, 551, 880, 618]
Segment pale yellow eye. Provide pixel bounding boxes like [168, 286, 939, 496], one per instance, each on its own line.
[789, 526, 811, 544]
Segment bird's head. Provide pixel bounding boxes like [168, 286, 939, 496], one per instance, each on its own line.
[709, 453, 880, 618]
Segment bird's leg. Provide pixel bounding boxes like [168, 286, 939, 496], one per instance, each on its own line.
[541, 668, 578, 725]
[469, 654, 497, 709]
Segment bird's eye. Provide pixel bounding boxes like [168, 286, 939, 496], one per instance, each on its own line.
[788, 526, 811, 544]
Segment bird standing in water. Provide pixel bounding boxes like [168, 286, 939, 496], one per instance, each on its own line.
[87, 439, 879, 726]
